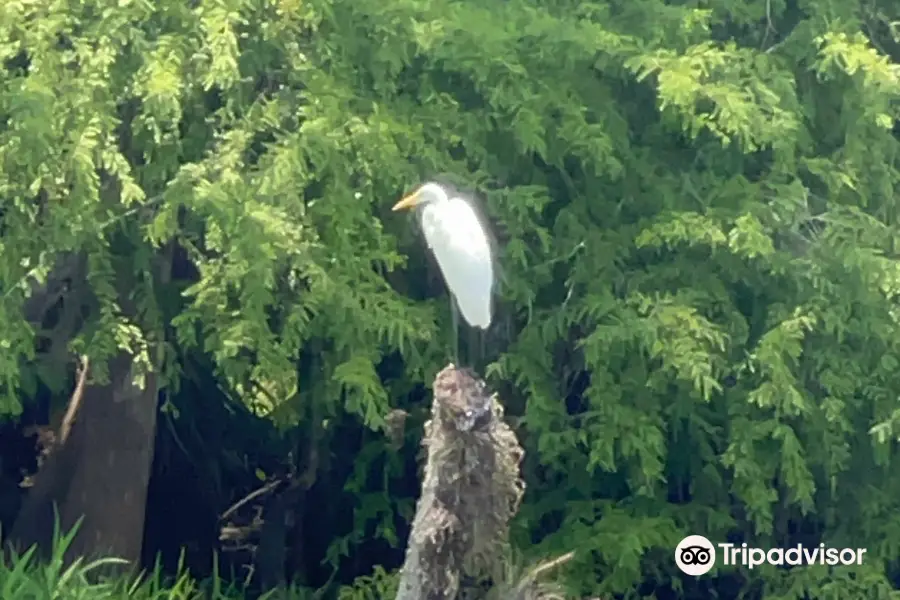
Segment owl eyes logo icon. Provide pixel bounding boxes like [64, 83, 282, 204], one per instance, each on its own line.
[675, 535, 716, 576]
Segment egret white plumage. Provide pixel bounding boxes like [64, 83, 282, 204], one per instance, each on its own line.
[392, 182, 495, 363]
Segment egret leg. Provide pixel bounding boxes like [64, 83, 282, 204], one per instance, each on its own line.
[450, 297, 460, 366]
[467, 325, 480, 372]
[479, 324, 487, 370]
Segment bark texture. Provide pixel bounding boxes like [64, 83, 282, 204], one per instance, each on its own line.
[7, 350, 159, 569]
[395, 364, 525, 600]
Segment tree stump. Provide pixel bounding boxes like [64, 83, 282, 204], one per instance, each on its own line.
[395, 364, 525, 600]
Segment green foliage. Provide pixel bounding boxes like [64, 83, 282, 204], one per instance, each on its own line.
[2, 521, 128, 600]
[336, 566, 399, 600]
[0, 520, 323, 599]
[2, 0, 900, 597]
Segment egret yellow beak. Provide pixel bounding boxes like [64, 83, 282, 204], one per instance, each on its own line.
[392, 191, 422, 212]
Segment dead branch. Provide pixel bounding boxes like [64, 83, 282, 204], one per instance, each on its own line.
[220, 479, 282, 522]
[58, 356, 89, 445]
[507, 552, 576, 600]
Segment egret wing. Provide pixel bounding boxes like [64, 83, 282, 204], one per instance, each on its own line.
[420, 196, 494, 329]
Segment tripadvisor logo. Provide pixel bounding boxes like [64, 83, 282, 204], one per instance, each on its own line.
[675, 535, 716, 576]
[675, 535, 868, 576]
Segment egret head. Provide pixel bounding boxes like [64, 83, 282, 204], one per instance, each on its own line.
[391, 182, 449, 212]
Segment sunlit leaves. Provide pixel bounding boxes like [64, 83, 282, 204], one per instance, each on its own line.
[641, 297, 727, 402]
[636, 211, 727, 250]
[626, 42, 800, 151]
[728, 214, 775, 260]
[135, 35, 186, 126]
[197, 0, 242, 91]
[746, 310, 816, 416]
[815, 31, 900, 105]
[334, 355, 390, 431]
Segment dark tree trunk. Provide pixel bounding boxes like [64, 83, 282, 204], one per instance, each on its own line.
[8, 179, 167, 569]
[8, 350, 159, 569]
[59, 350, 159, 566]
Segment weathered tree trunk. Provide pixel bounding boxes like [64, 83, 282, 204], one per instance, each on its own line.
[59, 350, 159, 566]
[395, 364, 525, 600]
[5, 359, 89, 562]
[7, 233, 168, 569]
[8, 350, 159, 569]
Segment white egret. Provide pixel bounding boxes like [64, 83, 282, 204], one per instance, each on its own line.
[392, 182, 495, 363]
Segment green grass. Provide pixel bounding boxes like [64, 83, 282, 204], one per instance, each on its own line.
[1, 521, 401, 600]
[0, 520, 567, 600]
[0, 521, 302, 600]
